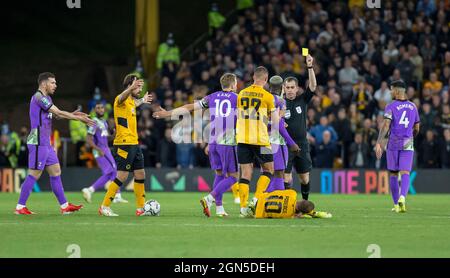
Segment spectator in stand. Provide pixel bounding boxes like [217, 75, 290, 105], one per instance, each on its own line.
[310, 115, 338, 145]
[410, 45, 424, 86]
[418, 129, 440, 168]
[420, 103, 438, 134]
[374, 81, 392, 108]
[352, 77, 373, 118]
[441, 104, 450, 129]
[365, 64, 381, 90]
[17, 126, 29, 167]
[69, 104, 87, 167]
[359, 118, 377, 168]
[314, 130, 337, 168]
[424, 72, 443, 95]
[339, 56, 359, 104]
[349, 132, 370, 168]
[155, 76, 172, 103]
[156, 33, 180, 70]
[440, 128, 450, 168]
[332, 107, 353, 168]
[156, 128, 177, 168]
[0, 134, 10, 167]
[208, 3, 226, 35]
[396, 52, 415, 86]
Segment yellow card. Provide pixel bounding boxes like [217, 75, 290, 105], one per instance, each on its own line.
[302, 48, 309, 57]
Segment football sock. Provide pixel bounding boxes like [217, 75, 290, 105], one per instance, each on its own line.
[400, 174, 410, 198]
[216, 206, 225, 215]
[231, 182, 239, 199]
[134, 179, 146, 209]
[213, 174, 224, 189]
[90, 174, 110, 192]
[239, 179, 250, 208]
[50, 176, 67, 206]
[390, 176, 400, 205]
[17, 175, 37, 206]
[211, 176, 237, 206]
[255, 172, 272, 200]
[102, 178, 122, 207]
[16, 204, 25, 210]
[301, 182, 310, 200]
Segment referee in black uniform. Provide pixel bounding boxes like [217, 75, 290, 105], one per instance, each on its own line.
[283, 54, 317, 200]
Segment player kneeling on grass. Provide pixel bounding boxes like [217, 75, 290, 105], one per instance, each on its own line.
[243, 189, 332, 219]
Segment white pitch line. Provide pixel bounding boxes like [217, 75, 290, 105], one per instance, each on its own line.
[0, 222, 346, 229]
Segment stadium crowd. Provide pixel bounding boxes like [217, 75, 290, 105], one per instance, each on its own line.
[1, 0, 450, 169]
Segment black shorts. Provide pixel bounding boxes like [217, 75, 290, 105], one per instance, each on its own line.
[112, 145, 144, 172]
[285, 142, 312, 174]
[237, 143, 273, 165]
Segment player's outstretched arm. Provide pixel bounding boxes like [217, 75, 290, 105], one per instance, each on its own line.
[375, 118, 391, 159]
[117, 78, 144, 105]
[49, 105, 95, 126]
[135, 91, 153, 107]
[153, 102, 202, 119]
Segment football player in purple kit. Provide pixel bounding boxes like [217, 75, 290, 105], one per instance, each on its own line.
[81, 102, 128, 204]
[375, 80, 420, 213]
[153, 73, 239, 217]
[15, 72, 95, 215]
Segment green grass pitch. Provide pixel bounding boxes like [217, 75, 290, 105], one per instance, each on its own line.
[1, 192, 450, 258]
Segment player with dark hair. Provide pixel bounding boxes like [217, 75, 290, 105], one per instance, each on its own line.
[283, 55, 317, 200]
[154, 73, 239, 217]
[99, 74, 152, 216]
[15, 72, 95, 215]
[375, 79, 420, 213]
[81, 102, 127, 204]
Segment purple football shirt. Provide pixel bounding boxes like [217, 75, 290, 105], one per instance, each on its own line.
[199, 91, 237, 145]
[384, 100, 420, 151]
[269, 95, 286, 145]
[87, 117, 110, 158]
[27, 91, 54, 146]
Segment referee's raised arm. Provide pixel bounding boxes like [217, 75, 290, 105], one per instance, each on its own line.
[306, 55, 317, 92]
[304, 55, 317, 103]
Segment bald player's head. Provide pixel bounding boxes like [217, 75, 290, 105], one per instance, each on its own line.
[269, 75, 283, 95]
[253, 66, 269, 85]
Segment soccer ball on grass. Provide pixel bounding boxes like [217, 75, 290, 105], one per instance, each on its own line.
[143, 200, 160, 216]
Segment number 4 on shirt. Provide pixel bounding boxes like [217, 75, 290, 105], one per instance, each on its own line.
[399, 111, 409, 128]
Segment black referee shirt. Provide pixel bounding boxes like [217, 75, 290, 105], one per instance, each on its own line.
[284, 87, 314, 144]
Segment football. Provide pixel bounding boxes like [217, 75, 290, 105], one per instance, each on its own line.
[143, 200, 161, 216]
